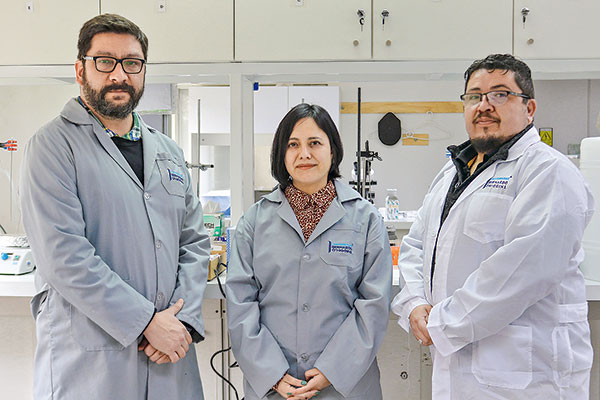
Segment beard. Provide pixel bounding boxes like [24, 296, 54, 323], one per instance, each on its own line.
[470, 112, 503, 154]
[470, 134, 506, 154]
[82, 68, 144, 120]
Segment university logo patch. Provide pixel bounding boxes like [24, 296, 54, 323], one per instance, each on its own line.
[328, 241, 353, 254]
[483, 176, 511, 191]
[168, 169, 184, 184]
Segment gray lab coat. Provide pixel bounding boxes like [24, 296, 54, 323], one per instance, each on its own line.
[20, 98, 210, 400]
[226, 181, 392, 399]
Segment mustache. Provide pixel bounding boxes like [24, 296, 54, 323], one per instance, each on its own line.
[473, 113, 500, 124]
[100, 83, 135, 98]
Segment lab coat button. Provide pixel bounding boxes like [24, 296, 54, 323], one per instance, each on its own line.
[157, 292, 164, 301]
[302, 304, 310, 312]
[301, 353, 309, 361]
[155, 240, 162, 249]
[302, 254, 310, 261]
[144, 192, 151, 200]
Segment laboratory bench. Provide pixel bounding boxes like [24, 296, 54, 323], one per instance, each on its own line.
[0, 272, 598, 400]
[4, 271, 600, 300]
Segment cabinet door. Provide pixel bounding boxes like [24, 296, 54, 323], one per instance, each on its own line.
[101, 0, 233, 63]
[373, 0, 512, 60]
[514, 0, 600, 59]
[0, 0, 98, 65]
[235, 0, 371, 61]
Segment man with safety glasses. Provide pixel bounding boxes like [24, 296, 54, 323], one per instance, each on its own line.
[393, 54, 593, 399]
[20, 14, 209, 399]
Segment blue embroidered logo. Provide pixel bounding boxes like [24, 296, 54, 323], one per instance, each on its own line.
[328, 241, 353, 254]
[168, 169, 184, 184]
[483, 176, 511, 191]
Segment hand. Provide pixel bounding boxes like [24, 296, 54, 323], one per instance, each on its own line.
[138, 339, 171, 364]
[289, 368, 330, 399]
[409, 304, 433, 346]
[143, 298, 192, 363]
[273, 373, 304, 399]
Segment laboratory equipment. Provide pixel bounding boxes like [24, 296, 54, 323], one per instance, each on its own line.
[0, 140, 17, 151]
[385, 189, 401, 220]
[580, 137, 600, 281]
[350, 88, 383, 203]
[0, 235, 35, 275]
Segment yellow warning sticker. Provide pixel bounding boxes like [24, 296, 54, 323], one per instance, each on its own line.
[539, 128, 553, 146]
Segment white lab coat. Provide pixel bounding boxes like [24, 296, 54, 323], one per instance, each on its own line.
[20, 99, 210, 400]
[392, 126, 594, 399]
[226, 181, 392, 399]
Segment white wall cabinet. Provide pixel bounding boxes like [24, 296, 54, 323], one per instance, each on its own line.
[235, 0, 372, 61]
[514, 0, 600, 59]
[0, 0, 98, 65]
[372, 0, 512, 60]
[101, 0, 233, 63]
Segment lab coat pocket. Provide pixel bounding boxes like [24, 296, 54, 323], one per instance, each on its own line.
[552, 326, 573, 388]
[472, 324, 532, 389]
[463, 193, 512, 243]
[69, 305, 125, 351]
[156, 155, 186, 197]
[30, 287, 49, 318]
[319, 229, 363, 269]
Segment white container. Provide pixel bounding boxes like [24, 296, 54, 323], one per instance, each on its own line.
[580, 137, 600, 281]
[385, 189, 401, 221]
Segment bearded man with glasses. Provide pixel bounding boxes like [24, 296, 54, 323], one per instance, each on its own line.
[20, 14, 210, 400]
[392, 54, 594, 399]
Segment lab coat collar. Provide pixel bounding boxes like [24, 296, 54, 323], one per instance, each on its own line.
[60, 97, 95, 125]
[263, 180, 361, 204]
[141, 124, 158, 189]
[444, 126, 539, 212]
[264, 180, 361, 246]
[60, 98, 145, 189]
[504, 125, 540, 162]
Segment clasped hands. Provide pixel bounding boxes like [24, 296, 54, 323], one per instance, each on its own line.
[138, 298, 193, 364]
[409, 304, 433, 346]
[273, 369, 330, 399]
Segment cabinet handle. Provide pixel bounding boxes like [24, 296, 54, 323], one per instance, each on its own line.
[381, 9, 390, 28]
[357, 9, 365, 32]
[521, 7, 530, 26]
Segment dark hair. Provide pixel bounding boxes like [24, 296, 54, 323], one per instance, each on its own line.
[464, 54, 534, 101]
[271, 103, 343, 189]
[77, 14, 148, 60]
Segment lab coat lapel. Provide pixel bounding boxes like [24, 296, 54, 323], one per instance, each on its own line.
[141, 124, 158, 189]
[90, 116, 144, 190]
[305, 198, 346, 246]
[276, 198, 306, 243]
[451, 162, 499, 210]
[433, 169, 456, 223]
[263, 188, 304, 242]
[61, 98, 143, 189]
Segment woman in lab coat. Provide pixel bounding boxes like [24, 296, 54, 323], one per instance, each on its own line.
[226, 103, 392, 400]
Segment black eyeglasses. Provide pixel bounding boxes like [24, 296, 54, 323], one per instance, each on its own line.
[82, 55, 146, 74]
[460, 90, 530, 107]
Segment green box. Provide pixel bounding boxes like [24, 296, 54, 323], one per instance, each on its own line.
[203, 213, 223, 236]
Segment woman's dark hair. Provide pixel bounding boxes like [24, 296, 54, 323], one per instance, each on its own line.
[271, 103, 343, 189]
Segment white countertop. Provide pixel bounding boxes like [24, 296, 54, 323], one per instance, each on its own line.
[2, 271, 600, 301]
[0, 272, 227, 299]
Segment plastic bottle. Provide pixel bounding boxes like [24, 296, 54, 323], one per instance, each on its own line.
[385, 189, 400, 220]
